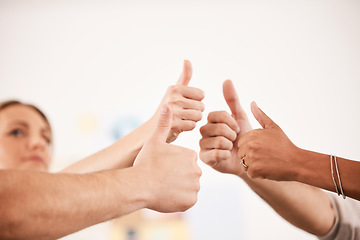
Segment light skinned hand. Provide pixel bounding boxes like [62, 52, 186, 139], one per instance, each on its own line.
[134, 104, 202, 213]
[237, 102, 301, 180]
[155, 60, 205, 143]
[199, 80, 252, 176]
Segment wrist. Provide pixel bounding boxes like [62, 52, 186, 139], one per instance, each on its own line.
[237, 170, 248, 179]
[107, 167, 149, 216]
[124, 166, 152, 210]
[292, 149, 331, 189]
[288, 147, 308, 182]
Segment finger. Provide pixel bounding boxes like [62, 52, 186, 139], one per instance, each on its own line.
[177, 109, 203, 122]
[207, 111, 240, 133]
[199, 136, 233, 151]
[199, 149, 231, 165]
[250, 101, 277, 129]
[181, 86, 205, 101]
[236, 130, 248, 150]
[236, 131, 253, 160]
[172, 98, 205, 112]
[237, 139, 247, 162]
[172, 119, 197, 132]
[151, 104, 173, 142]
[199, 123, 237, 141]
[176, 59, 193, 86]
[223, 80, 248, 120]
[237, 145, 253, 173]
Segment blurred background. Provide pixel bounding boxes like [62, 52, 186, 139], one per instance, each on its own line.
[1, 0, 360, 239]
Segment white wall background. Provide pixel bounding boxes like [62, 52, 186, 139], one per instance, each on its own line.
[1, 0, 360, 239]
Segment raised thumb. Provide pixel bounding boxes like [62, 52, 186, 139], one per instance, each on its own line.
[151, 104, 173, 142]
[223, 79, 246, 120]
[250, 101, 277, 129]
[176, 59, 193, 86]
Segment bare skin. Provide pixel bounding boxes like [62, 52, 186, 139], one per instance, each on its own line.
[62, 60, 205, 174]
[237, 101, 360, 201]
[0, 104, 201, 240]
[199, 80, 335, 236]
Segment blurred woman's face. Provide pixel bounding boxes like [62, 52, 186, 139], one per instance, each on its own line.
[0, 105, 52, 171]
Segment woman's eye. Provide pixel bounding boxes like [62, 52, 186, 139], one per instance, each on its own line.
[10, 129, 24, 137]
[43, 136, 51, 144]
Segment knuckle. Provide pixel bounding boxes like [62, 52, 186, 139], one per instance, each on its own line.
[212, 150, 222, 161]
[225, 150, 231, 159]
[194, 180, 201, 192]
[199, 138, 205, 148]
[199, 150, 205, 160]
[178, 205, 188, 212]
[251, 129, 262, 139]
[230, 131, 238, 142]
[197, 168, 202, 177]
[208, 111, 217, 120]
[189, 195, 198, 208]
[194, 111, 203, 121]
[212, 150, 219, 160]
[246, 148, 255, 159]
[207, 112, 214, 120]
[181, 195, 197, 211]
[199, 102, 205, 112]
[190, 150, 198, 160]
[215, 124, 227, 135]
[189, 121, 197, 130]
[171, 126, 182, 136]
[208, 111, 223, 121]
[220, 111, 230, 121]
[247, 140, 259, 152]
[172, 99, 185, 106]
[214, 124, 222, 134]
[216, 137, 227, 149]
[218, 110, 228, 116]
[199, 125, 208, 136]
[199, 152, 215, 166]
[193, 164, 202, 176]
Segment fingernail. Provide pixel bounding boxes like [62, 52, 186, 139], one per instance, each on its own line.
[236, 127, 240, 133]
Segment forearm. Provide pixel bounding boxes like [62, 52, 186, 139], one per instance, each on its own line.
[240, 173, 335, 236]
[62, 118, 156, 173]
[295, 149, 360, 201]
[0, 169, 146, 240]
